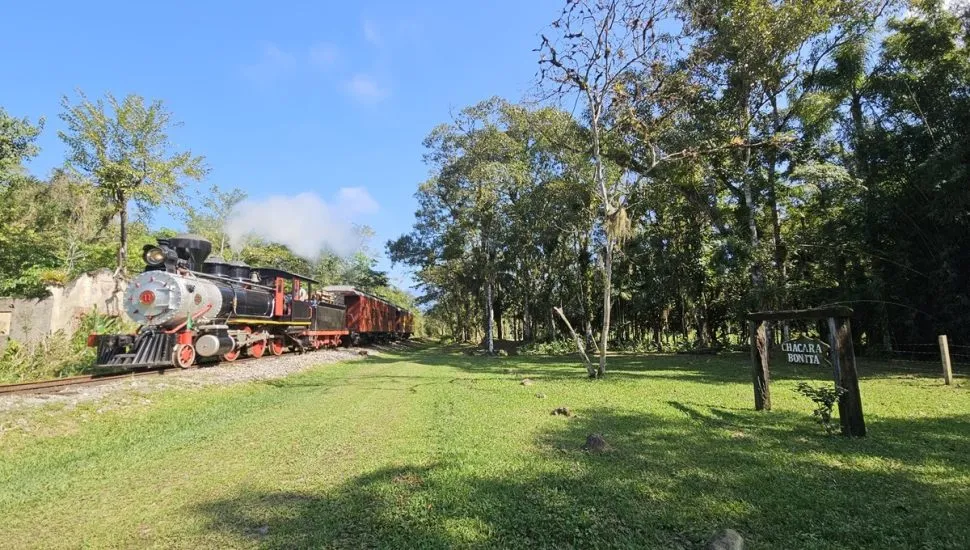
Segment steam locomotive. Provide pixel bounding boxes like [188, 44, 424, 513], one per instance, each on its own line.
[89, 234, 413, 368]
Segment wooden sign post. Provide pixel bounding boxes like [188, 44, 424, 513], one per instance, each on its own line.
[747, 307, 866, 437]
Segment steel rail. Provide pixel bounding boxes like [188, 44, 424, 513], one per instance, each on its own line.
[0, 367, 177, 396]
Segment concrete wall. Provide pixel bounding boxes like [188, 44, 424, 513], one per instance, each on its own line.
[0, 270, 123, 351]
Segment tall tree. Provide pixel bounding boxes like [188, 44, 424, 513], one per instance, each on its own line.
[538, 0, 694, 376]
[59, 92, 207, 275]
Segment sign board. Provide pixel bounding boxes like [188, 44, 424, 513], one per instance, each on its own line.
[781, 337, 828, 366]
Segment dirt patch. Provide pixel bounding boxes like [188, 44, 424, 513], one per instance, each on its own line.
[582, 433, 611, 453]
[392, 472, 425, 487]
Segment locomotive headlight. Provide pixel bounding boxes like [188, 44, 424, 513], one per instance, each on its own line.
[144, 247, 166, 266]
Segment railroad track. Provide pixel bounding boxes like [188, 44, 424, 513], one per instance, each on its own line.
[0, 344, 373, 398]
[0, 367, 180, 396]
[0, 352, 303, 397]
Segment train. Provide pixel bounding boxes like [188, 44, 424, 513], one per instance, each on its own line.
[89, 234, 413, 368]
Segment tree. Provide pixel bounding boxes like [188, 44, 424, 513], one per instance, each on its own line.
[0, 108, 42, 182]
[184, 184, 248, 259]
[59, 92, 207, 275]
[538, 0, 694, 376]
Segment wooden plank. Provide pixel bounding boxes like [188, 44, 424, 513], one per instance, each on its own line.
[834, 317, 866, 437]
[939, 335, 954, 385]
[747, 307, 854, 321]
[750, 320, 771, 411]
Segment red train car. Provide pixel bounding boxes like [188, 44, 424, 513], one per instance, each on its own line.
[324, 286, 413, 345]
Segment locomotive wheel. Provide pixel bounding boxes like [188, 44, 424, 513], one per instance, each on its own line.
[248, 339, 266, 358]
[221, 349, 240, 362]
[270, 338, 285, 356]
[174, 344, 196, 368]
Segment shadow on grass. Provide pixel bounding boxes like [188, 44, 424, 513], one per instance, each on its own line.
[195, 404, 970, 549]
[364, 345, 968, 387]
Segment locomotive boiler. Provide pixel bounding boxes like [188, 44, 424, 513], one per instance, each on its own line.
[90, 234, 412, 369]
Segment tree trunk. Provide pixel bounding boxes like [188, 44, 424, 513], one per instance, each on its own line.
[554, 307, 597, 377]
[117, 194, 128, 275]
[484, 280, 494, 354]
[598, 239, 613, 377]
[496, 293, 504, 342]
[523, 290, 533, 342]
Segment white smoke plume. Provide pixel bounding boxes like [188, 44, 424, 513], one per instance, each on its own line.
[225, 187, 379, 258]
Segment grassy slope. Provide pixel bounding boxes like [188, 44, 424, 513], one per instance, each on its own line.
[0, 348, 968, 549]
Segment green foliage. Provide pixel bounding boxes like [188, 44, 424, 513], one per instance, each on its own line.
[795, 382, 848, 434]
[59, 92, 207, 274]
[520, 339, 577, 356]
[0, 107, 43, 179]
[389, 0, 970, 363]
[183, 184, 248, 259]
[0, 309, 134, 383]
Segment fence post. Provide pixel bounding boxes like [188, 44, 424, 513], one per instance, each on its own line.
[939, 335, 954, 385]
[750, 320, 771, 411]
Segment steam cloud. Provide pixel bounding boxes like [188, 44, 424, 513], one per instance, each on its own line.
[225, 187, 379, 258]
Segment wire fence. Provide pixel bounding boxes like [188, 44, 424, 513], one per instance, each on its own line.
[858, 339, 969, 377]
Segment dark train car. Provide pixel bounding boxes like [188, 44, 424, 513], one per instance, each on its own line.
[324, 286, 412, 344]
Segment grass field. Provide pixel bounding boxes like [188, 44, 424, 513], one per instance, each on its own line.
[1, 346, 968, 549]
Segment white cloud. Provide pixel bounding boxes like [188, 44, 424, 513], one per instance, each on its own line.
[344, 74, 389, 102]
[336, 187, 379, 214]
[241, 42, 296, 83]
[225, 188, 380, 258]
[308, 42, 339, 68]
[363, 19, 382, 47]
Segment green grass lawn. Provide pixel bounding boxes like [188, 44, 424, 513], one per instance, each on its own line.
[1, 347, 968, 549]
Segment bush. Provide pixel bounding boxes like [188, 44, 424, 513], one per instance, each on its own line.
[37, 268, 70, 286]
[520, 339, 577, 356]
[795, 382, 847, 434]
[0, 309, 133, 383]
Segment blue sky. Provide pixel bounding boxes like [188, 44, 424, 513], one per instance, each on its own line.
[1, 0, 561, 290]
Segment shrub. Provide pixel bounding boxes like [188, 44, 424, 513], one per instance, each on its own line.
[0, 308, 133, 383]
[37, 268, 70, 286]
[795, 382, 847, 434]
[520, 339, 576, 356]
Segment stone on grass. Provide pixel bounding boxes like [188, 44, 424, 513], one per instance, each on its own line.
[357, 349, 369, 356]
[521, 378, 534, 386]
[707, 529, 743, 550]
[582, 433, 610, 453]
[535, 392, 547, 399]
[551, 406, 571, 416]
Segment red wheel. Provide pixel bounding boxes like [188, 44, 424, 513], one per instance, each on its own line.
[221, 349, 240, 362]
[248, 339, 266, 358]
[270, 338, 285, 356]
[174, 343, 196, 368]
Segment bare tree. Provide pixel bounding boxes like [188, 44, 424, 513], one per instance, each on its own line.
[538, 0, 690, 377]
